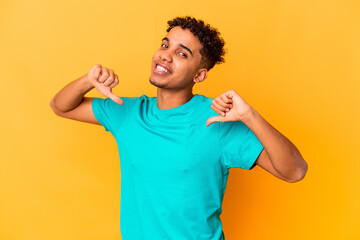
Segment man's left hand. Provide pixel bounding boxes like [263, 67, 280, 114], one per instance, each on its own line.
[206, 89, 254, 127]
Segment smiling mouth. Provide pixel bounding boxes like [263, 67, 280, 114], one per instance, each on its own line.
[154, 64, 171, 74]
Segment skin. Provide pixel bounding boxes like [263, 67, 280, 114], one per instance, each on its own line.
[149, 26, 208, 109]
[50, 25, 308, 183]
[207, 90, 308, 183]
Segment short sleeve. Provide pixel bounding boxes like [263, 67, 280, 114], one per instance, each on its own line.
[92, 97, 138, 134]
[219, 121, 264, 170]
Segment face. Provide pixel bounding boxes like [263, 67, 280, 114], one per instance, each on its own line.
[149, 26, 207, 91]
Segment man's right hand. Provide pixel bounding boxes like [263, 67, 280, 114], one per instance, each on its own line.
[50, 64, 124, 125]
[88, 64, 124, 105]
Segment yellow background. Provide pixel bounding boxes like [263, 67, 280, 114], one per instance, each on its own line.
[1, 0, 359, 239]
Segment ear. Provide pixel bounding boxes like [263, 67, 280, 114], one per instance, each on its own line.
[193, 68, 208, 83]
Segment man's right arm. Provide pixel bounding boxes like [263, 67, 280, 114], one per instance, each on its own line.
[50, 64, 123, 124]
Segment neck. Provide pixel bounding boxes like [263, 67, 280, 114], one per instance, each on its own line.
[156, 88, 194, 110]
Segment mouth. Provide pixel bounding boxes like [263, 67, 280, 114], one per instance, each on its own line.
[153, 63, 172, 75]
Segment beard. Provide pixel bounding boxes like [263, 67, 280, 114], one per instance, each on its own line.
[149, 78, 167, 88]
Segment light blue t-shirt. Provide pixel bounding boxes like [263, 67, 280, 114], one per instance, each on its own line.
[92, 94, 264, 240]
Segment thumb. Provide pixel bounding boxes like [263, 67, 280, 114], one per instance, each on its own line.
[107, 91, 124, 105]
[206, 115, 225, 127]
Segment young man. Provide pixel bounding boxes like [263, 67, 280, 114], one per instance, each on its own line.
[50, 16, 307, 240]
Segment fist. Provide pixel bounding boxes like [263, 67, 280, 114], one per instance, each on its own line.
[87, 64, 123, 105]
[206, 89, 253, 127]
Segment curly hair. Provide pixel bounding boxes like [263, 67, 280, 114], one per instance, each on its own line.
[166, 16, 226, 71]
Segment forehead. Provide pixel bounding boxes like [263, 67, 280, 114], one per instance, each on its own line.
[165, 26, 202, 53]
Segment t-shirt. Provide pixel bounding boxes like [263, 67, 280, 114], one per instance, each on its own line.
[92, 94, 264, 240]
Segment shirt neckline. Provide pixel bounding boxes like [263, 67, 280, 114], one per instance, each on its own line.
[153, 94, 201, 119]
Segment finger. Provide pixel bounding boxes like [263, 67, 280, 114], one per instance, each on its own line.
[109, 74, 119, 88]
[107, 91, 124, 105]
[212, 100, 228, 113]
[98, 67, 110, 83]
[225, 89, 236, 98]
[91, 63, 101, 71]
[94, 65, 102, 80]
[206, 115, 225, 127]
[211, 104, 226, 116]
[103, 69, 115, 87]
[220, 94, 232, 104]
[215, 98, 232, 109]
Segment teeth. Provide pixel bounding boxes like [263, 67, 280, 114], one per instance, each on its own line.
[156, 65, 169, 73]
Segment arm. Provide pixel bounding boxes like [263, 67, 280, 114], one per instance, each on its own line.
[244, 109, 308, 183]
[206, 89, 308, 183]
[50, 64, 123, 124]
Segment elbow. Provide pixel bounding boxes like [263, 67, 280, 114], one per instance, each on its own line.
[50, 98, 55, 109]
[50, 98, 57, 114]
[286, 160, 308, 183]
[50, 98, 63, 116]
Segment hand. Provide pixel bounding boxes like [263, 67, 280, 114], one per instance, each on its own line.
[87, 64, 123, 105]
[206, 89, 253, 127]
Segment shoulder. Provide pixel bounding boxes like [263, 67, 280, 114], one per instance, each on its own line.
[196, 94, 213, 103]
[194, 94, 214, 110]
[92, 95, 148, 111]
[195, 94, 217, 116]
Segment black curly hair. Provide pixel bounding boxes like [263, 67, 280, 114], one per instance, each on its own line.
[166, 16, 226, 71]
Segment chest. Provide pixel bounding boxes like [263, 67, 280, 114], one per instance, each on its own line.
[115, 118, 221, 173]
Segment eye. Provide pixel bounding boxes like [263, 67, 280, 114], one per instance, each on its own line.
[179, 52, 187, 58]
[161, 43, 168, 48]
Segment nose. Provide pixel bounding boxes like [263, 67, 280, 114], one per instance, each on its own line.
[160, 50, 172, 62]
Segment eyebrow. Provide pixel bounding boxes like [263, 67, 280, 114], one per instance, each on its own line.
[162, 37, 193, 56]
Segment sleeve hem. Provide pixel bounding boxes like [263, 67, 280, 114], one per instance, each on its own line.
[92, 97, 110, 132]
[244, 144, 264, 170]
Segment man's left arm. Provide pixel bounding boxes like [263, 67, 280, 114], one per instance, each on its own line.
[206, 89, 308, 183]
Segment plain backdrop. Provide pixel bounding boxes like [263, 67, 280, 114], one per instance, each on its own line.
[0, 0, 359, 239]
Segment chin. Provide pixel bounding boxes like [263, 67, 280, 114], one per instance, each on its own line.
[149, 78, 167, 88]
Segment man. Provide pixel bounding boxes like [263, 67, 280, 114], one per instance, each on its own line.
[50, 16, 307, 240]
